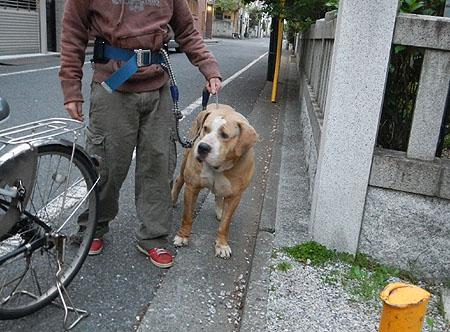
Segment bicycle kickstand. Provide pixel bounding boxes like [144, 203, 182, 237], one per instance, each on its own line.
[53, 235, 89, 331]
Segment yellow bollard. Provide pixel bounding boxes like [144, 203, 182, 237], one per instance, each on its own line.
[379, 282, 431, 332]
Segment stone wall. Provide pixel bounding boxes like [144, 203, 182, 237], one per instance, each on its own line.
[295, 7, 450, 281]
[360, 187, 450, 281]
[212, 20, 233, 38]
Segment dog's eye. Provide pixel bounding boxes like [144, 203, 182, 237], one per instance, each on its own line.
[203, 126, 210, 133]
[221, 132, 229, 139]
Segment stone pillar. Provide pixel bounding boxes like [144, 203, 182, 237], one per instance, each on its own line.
[310, 0, 399, 254]
[445, 0, 450, 17]
[407, 51, 450, 161]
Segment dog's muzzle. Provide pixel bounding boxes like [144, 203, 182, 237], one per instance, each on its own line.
[196, 142, 211, 162]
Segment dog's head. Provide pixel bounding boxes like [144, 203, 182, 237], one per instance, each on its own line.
[193, 104, 259, 168]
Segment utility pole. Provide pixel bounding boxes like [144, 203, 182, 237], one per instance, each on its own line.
[266, 17, 278, 81]
[445, 0, 450, 17]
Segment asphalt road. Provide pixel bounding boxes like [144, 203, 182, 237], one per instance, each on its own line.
[0, 37, 270, 332]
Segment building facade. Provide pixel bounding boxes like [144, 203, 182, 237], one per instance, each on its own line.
[0, 0, 208, 56]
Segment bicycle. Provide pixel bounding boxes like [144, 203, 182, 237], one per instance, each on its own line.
[0, 98, 99, 329]
[232, 32, 242, 39]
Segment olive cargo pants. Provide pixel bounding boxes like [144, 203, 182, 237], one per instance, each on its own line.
[79, 81, 176, 250]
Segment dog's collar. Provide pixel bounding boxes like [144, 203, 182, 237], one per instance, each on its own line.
[206, 160, 235, 173]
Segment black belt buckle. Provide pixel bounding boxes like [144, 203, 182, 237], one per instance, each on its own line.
[92, 37, 109, 64]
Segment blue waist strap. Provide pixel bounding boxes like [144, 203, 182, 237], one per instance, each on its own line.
[100, 44, 164, 93]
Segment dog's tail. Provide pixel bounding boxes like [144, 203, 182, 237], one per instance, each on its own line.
[171, 150, 188, 205]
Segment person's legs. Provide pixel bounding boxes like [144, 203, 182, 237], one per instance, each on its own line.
[78, 82, 140, 238]
[134, 83, 177, 250]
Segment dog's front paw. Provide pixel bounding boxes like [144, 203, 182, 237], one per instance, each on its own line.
[215, 241, 232, 259]
[173, 235, 189, 247]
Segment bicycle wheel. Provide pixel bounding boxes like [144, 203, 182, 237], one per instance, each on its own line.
[0, 143, 98, 319]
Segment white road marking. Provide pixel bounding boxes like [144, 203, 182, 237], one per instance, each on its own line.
[181, 52, 268, 117]
[1, 52, 267, 161]
[0, 66, 61, 77]
[0, 52, 268, 117]
[0, 61, 91, 78]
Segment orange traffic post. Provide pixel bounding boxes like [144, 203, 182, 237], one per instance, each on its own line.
[379, 282, 431, 332]
[271, 1, 284, 103]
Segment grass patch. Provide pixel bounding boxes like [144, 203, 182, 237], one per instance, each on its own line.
[282, 241, 336, 265]
[280, 241, 415, 304]
[277, 262, 292, 272]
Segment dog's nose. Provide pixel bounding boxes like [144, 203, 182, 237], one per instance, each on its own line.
[197, 142, 211, 157]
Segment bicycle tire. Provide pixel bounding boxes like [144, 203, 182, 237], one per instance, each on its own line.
[0, 142, 99, 319]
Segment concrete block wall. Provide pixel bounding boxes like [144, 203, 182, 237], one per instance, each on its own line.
[212, 20, 232, 38]
[360, 187, 450, 281]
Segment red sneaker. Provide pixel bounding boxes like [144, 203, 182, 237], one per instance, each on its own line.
[88, 237, 103, 256]
[137, 245, 173, 268]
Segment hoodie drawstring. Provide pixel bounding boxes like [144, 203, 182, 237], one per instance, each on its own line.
[117, 0, 125, 26]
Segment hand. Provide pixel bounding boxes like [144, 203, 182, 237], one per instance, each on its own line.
[64, 101, 84, 122]
[206, 77, 222, 95]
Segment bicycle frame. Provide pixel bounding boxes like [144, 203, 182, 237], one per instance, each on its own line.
[0, 139, 99, 264]
[0, 115, 100, 329]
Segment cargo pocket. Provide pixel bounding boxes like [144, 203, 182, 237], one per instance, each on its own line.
[84, 126, 108, 185]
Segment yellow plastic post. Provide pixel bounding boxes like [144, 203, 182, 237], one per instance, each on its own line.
[379, 282, 431, 332]
[271, 2, 284, 103]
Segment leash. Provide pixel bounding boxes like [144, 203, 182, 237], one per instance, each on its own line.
[161, 49, 221, 149]
[202, 88, 219, 110]
[160, 49, 199, 149]
[90, 37, 216, 149]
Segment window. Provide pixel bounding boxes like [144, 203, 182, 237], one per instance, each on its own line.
[0, 0, 37, 11]
[215, 9, 223, 20]
[187, 0, 198, 16]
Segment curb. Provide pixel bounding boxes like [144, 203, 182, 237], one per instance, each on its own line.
[240, 51, 298, 331]
[0, 53, 60, 65]
[443, 288, 450, 322]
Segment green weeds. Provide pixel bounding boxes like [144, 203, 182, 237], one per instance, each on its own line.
[278, 241, 415, 305]
[276, 262, 292, 272]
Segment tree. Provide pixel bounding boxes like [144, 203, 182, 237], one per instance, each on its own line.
[248, 6, 263, 30]
[243, 0, 329, 30]
[215, 0, 241, 12]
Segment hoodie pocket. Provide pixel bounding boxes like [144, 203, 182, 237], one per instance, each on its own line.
[118, 29, 164, 51]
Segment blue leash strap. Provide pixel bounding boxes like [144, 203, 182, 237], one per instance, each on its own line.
[102, 53, 138, 93]
[202, 88, 210, 110]
[104, 44, 134, 61]
[170, 85, 179, 103]
[100, 44, 164, 93]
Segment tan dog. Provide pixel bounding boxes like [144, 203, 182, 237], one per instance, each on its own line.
[171, 104, 259, 258]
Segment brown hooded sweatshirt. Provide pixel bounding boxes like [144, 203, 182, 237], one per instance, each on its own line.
[59, 0, 222, 104]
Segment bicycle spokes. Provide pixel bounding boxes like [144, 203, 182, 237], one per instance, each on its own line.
[0, 142, 98, 325]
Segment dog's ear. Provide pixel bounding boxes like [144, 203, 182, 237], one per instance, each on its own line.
[190, 110, 211, 138]
[235, 122, 259, 156]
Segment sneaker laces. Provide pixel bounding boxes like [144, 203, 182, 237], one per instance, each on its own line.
[155, 248, 169, 255]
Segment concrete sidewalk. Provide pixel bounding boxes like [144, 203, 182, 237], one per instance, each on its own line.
[136, 51, 308, 331]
